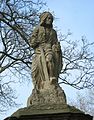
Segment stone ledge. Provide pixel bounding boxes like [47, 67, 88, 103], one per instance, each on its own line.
[4, 112, 93, 120]
[11, 104, 83, 118]
[4, 104, 93, 120]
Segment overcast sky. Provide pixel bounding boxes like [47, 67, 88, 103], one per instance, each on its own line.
[2, 0, 94, 119]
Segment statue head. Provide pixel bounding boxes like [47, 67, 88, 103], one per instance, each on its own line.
[39, 12, 53, 28]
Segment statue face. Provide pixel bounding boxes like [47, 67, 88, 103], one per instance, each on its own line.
[39, 12, 53, 27]
[45, 14, 53, 25]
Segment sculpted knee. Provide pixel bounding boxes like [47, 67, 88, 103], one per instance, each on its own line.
[46, 54, 53, 62]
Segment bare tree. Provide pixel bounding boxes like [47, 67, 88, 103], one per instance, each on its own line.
[0, 0, 46, 112]
[59, 33, 94, 90]
[0, 0, 94, 113]
[69, 88, 94, 116]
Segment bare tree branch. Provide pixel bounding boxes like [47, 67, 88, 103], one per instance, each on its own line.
[0, 0, 45, 112]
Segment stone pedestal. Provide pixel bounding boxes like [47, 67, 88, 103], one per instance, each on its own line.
[4, 112, 93, 120]
[4, 104, 93, 120]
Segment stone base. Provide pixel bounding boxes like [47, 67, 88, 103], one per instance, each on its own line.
[4, 112, 93, 120]
[27, 83, 67, 106]
[4, 104, 93, 120]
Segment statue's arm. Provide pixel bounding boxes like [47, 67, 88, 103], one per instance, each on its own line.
[52, 30, 61, 51]
[30, 27, 39, 48]
[53, 30, 58, 44]
[52, 30, 63, 72]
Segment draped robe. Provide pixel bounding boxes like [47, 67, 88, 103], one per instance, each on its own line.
[30, 26, 62, 90]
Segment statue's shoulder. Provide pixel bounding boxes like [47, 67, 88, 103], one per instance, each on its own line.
[33, 26, 44, 33]
[33, 25, 39, 32]
[38, 26, 44, 31]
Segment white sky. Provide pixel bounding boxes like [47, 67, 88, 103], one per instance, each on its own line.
[1, 0, 94, 119]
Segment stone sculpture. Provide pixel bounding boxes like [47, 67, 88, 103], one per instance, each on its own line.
[5, 12, 93, 120]
[27, 11, 66, 106]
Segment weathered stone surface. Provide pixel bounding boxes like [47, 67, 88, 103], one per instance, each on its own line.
[5, 112, 93, 120]
[27, 82, 66, 106]
[27, 11, 65, 106]
[11, 104, 83, 117]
